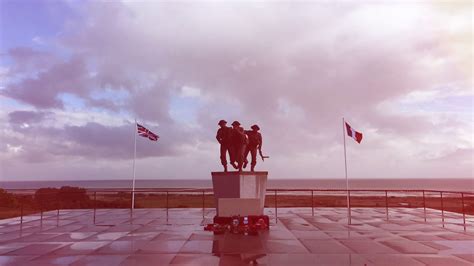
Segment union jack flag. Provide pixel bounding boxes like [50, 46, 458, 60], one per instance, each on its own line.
[137, 123, 159, 141]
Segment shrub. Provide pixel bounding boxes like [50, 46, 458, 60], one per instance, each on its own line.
[0, 189, 16, 207]
[35, 187, 59, 210]
[35, 186, 91, 209]
[58, 186, 90, 208]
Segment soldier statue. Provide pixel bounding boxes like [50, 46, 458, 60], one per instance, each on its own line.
[243, 124, 263, 172]
[216, 120, 232, 172]
[230, 121, 248, 172]
[217, 120, 267, 172]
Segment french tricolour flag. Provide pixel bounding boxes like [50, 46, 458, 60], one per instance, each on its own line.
[345, 122, 363, 144]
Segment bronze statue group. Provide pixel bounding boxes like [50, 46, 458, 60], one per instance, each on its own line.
[216, 120, 264, 172]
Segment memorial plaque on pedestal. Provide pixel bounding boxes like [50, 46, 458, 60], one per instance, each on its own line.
[211, 171, 268, 217]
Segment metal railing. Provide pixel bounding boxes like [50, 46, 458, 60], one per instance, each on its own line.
[3, 188, 473, 231]
[268, 189, 473, 230]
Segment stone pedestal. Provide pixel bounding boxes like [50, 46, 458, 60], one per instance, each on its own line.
[211, 171, 268, 217]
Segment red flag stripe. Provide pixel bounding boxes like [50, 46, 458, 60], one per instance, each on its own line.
[345, 122, 363, 144]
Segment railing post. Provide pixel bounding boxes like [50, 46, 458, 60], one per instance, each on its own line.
[20, 199, 23, 226]
[311, 190, 314, 217]
[423, 190, 426, 223]
[274, 190, 278, 224]
[40, 202, 43, 228]
[461, 192, 466, 232]
[130, 191, 133, 224]
[385, 190, 389, 221]
[93, 191, 97, 225]
[56, 192, 60, 227]
[166, 191, 169, 221]
[440, 191, 444, 228]
[202, 190, 205, 220]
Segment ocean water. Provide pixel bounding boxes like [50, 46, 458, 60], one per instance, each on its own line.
[1, 178, 473, 192]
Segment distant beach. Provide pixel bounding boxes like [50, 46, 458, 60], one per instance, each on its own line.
[1, 178, 473, 192]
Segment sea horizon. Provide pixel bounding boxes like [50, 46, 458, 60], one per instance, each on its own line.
[1, 177, 473, 192]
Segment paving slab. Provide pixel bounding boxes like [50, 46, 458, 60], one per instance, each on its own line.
[179, 240, 215, 254]
[340, 239, 399, 254]
[302, 239, 353, 254]
[380, 239, 439, 254]
[120, 254, 175, 266]
[413, 254, 473, 266]
[5, 243, 68, 255]
[262, 239, 309, 253]
[0, 255, 39, 266]
[52, 241, 110, 255]
[29, 255, 85, 265]
[0, 207, 472, 265]
[362, 254, 424, 266]
[137, 240, 186, 254]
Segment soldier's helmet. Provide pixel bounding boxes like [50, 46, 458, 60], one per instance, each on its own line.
[251, 124, 260, 131]
[231, 121, 241, 126]
[218, 120, 227, 125]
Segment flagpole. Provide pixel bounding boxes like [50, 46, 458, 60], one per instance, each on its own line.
[132, 119, 137, 212]
[343, 117, 351, 225]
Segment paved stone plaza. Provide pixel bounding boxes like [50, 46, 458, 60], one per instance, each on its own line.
[0, 207, 473, 265]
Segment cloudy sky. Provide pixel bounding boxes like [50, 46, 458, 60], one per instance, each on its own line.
[0, 1, 472, 181]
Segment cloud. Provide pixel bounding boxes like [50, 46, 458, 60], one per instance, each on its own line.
[3, 47, 59, 73]
[429, 148, 473, 165]
[0, 1, 472, 179]
[3, 118, 196, 162]
[2, 57, 92, 109]
[8, 110, 52, 125]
